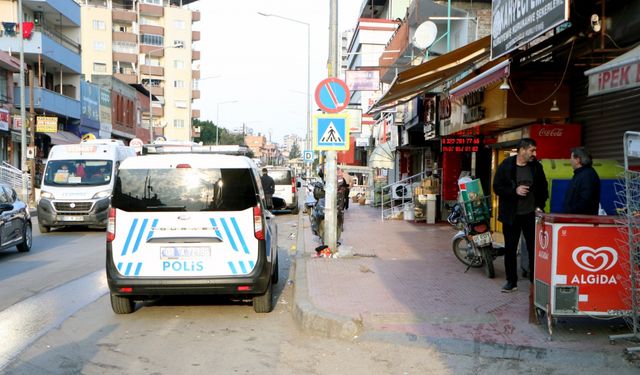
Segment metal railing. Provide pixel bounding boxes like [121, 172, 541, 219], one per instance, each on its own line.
[0, 162, 31, 197]
[380, 172, 425, 220]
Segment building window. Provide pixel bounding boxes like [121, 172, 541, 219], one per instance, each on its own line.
[174, 60, 184, 69]
[175, 100, 187, 108]
[173, 40, 185, 48]
[113, 41, 137, 54]
[174, 119, 185, 128]
[93, 63, 107, 73]
[93, 41, 105, 51]
[142, 0, 161, 5]
[141, 34, 163, 46]
[174, 20, 185, 29]
[93, 20, 106, 30]
[174, 80, 184, 88]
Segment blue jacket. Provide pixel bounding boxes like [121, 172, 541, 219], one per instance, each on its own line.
[562, 165, 601, 215]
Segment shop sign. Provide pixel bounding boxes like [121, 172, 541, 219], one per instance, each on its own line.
[99, 87, 112, 134]
[81, 81, 100, 130]
[462, 89, 485, 124]
[441, 136, 481, 153]
[491, 0, 569, 60]
[355, 137, 370, 147]
[422, 94, 438, 140]
[345, 70, 380, 91]
[36, 116, 58, 133]
[587, 61, 640, 96]
[0, 108, 9, 131]
[11, 115, 22, 130]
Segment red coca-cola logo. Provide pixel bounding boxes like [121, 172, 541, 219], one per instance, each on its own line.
[538, 127, 564, 137]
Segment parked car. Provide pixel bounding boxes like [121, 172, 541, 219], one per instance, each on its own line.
[0, 183, 32, 253]
[264, 166, 300, 214]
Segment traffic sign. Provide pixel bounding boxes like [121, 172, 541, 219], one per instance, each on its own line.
[313, 114, 349, 151]
[303, 150, 314, 162]
[314, 77, 350, 113]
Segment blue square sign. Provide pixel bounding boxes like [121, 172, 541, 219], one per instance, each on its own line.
[313, 114, 349, 151]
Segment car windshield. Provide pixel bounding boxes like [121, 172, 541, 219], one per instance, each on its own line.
[43, 160, 113, 186]
[268, 170, 292, 185]
[112, 167, 258, 212]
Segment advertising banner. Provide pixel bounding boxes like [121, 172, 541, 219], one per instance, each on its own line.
[36, 116, 58, 133]
[99, 87, 112, 137]
[81, 81, 100, 130]
[345, 70, 380, 91]
[491, 0, 568, 60]
[0, 108, 9, 131]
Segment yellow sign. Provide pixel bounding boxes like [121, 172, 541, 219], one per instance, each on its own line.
[36, 116, 58, 133]
[82, 133, 96, 141]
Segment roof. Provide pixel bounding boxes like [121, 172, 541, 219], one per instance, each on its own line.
[120, 154, 254, 170]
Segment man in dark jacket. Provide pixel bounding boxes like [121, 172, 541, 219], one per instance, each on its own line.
[260, 168, 275, 209]
[563, 147, 601, 215]
[493, 138, 548, 292]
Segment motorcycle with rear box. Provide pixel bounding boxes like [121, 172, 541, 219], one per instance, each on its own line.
[447, 178, 503, 278]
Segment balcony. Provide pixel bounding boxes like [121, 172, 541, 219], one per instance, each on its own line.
[114, 72, 137, 84]
[140, 24, 164, 36]
[192, 126, 201, 138]
[151, 106, 163, 117]
[112, 52, 137, 64]
[379, 20, 409, 83]
[149, 86, 164, 96]
[192, 30, 200, 42]
[14, 86, 80, 119]
[192, 109, 200, 118]
[192, 10, 201, 22]
[0, 30, 81, 73]
[140, 45, 165, 57]
[141, 65, 164, 76]
[192, 69, 200, 79]
[112, 31, 137, 43]
[37, 0, 81, 26]
[112, 8, 137, 22]
[192, 89, 200, 100]
[192, 50, 200, 61]
[140, 3, 163, 17]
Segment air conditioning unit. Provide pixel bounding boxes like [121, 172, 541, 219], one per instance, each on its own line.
[391, 183, 411, 200]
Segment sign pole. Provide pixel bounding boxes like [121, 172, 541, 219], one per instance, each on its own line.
[29, 69, 36, 205]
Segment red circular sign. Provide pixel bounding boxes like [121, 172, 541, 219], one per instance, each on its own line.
[314, 77, 350, 113]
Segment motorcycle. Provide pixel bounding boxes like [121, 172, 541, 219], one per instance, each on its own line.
[447, 196, 502, 278]
[309, 181, 345, 243]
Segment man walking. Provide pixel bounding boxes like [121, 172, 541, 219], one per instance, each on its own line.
[261, 168, 275, 210]
[493, 138, 548, 292]
[563, 146, 601, 215]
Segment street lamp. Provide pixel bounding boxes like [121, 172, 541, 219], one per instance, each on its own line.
[216, 100, 238, 145]
[144, 43, 182, 142]
[258, 12, 310, 177]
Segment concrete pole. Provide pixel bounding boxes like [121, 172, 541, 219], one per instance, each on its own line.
[18, 0, 28, 201]
[29, 70, 36, 205]
[324, 0, 339, 251]
[147, 51, 153, 142]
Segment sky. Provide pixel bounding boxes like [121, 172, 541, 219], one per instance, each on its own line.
[189, 0, 364, 145]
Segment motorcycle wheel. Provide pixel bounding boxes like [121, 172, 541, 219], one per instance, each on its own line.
[452, 237, 482, 268]
[482, 247, 495, 278]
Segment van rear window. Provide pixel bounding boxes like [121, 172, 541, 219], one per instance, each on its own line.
[112, 168, 258, 212]
[267, 170, 292, 185]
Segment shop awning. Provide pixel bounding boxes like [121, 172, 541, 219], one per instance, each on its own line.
[44, 131, 81, 145]
[585, 44, 640, 96]
[368, 142, 394, 169]
[371, 36, 491, 111]
[449, 58, 510, 99]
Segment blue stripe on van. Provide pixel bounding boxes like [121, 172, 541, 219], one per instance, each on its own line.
[117, 262, 123, 271]
[134, 263, 142, 276]
[121, 218, 139, 256]
[209, 218, 223, 240]
[231, 217, 250, 254]
[249, 260, 255, 269]
[238, 261, 247, 274]
[124, 263, 133, 276]
[228, 261, 237, 275]
[220, 218, 238, 252]
[147, 218, 159, 241]
[132, 218, 148, 253]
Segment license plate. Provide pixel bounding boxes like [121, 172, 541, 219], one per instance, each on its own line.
[59, 215, 84, 222]
[160, 246, 211, 259]
[472, 232, 492, 247]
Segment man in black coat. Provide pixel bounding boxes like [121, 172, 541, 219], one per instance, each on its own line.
[563, 147, 601, 215]
[493, 138, 549, 292]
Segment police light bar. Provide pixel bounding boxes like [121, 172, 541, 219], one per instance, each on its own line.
[142, 143, 251, 156]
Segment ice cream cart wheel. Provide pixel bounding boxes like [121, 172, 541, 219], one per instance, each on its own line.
[535, 307, 546, 325]
[546, 303, 554, 337]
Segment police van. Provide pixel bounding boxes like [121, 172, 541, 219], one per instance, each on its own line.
[106, 145, 278, 314]
[37, 139, 136, 232]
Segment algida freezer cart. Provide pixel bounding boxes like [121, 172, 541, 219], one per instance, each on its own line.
[534, 213, 630, 335]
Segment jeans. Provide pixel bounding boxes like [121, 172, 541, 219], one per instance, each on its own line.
[502, 212, 536, 285]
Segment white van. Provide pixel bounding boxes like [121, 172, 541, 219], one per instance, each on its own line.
[37, 139, 136, 232]
[106, 148, 278, 314]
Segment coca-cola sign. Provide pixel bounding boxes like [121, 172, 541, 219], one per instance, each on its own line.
[538, 127, 564, 137]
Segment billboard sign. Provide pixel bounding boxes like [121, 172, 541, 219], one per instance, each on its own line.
[345, 70, 380, 91]
[81, 81, 100, 130]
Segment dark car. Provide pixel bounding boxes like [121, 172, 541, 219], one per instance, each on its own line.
[0, 184, 32, 253]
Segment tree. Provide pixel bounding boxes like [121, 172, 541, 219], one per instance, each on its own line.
[192, 118, 245, 146]
[289, 142, 301, 159]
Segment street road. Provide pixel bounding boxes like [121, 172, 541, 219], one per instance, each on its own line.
[0, 214, 447, 375]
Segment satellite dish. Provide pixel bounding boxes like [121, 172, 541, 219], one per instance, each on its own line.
[412, 21, 438, 50]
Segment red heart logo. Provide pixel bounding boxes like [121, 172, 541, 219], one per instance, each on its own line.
[572, 246, 618, 272]
[538, 230, 549, 249]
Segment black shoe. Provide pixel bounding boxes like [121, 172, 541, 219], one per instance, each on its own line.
[522, 269, 528, 278]
[501, 282, 518, 293]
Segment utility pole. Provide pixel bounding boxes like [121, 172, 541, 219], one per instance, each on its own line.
[18, 0, 28, 201]
[28, 70, 36, 205]
[324, 0, 339, 251]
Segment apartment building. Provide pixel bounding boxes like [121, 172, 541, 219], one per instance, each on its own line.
[79, 0, 200, 142]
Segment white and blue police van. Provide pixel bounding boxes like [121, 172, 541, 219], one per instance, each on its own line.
[106, 145, 278, 314]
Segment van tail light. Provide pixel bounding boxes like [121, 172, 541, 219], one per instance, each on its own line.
[253, 205, 265, 240]
[291, 177, 296, 194]
[107, 208, 116, 242]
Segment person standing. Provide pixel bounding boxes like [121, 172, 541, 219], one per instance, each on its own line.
[563, 147, 601, 215]
[260, 168, 275, 210]
[493, 138, 548, 292]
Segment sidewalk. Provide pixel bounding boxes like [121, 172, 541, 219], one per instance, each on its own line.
[292, 201, 639, 368]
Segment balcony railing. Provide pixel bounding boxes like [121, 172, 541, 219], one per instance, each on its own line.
[14, 86, 80, 119]
[192, 109, 200, 118]
[191, 89, 200, 100]
[37, 26, 81, 54]
[112, 8, 137, 22]
[192, 50, 200, 61]
[192, 10, 201, 22]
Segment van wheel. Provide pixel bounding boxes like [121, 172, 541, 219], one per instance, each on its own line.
[17, 222, 32, 252]
[110, 293, 135, 314]
[253, 280, 273, 313]
[271, 255, 279, 285]
[39, 223, 50, 233]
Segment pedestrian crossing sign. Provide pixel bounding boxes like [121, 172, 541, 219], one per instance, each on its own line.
[313, 114, 349, 151]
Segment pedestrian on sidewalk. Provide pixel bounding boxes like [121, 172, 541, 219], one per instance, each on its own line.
[261, 168, 275, 210]
[563, 146, 601, 215]
[493, 138, 548, 293]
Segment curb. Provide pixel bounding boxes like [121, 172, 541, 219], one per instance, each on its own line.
[290, 209, 361, 340]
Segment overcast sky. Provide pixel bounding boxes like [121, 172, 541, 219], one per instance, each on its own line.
[190, 0, 364, 145]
